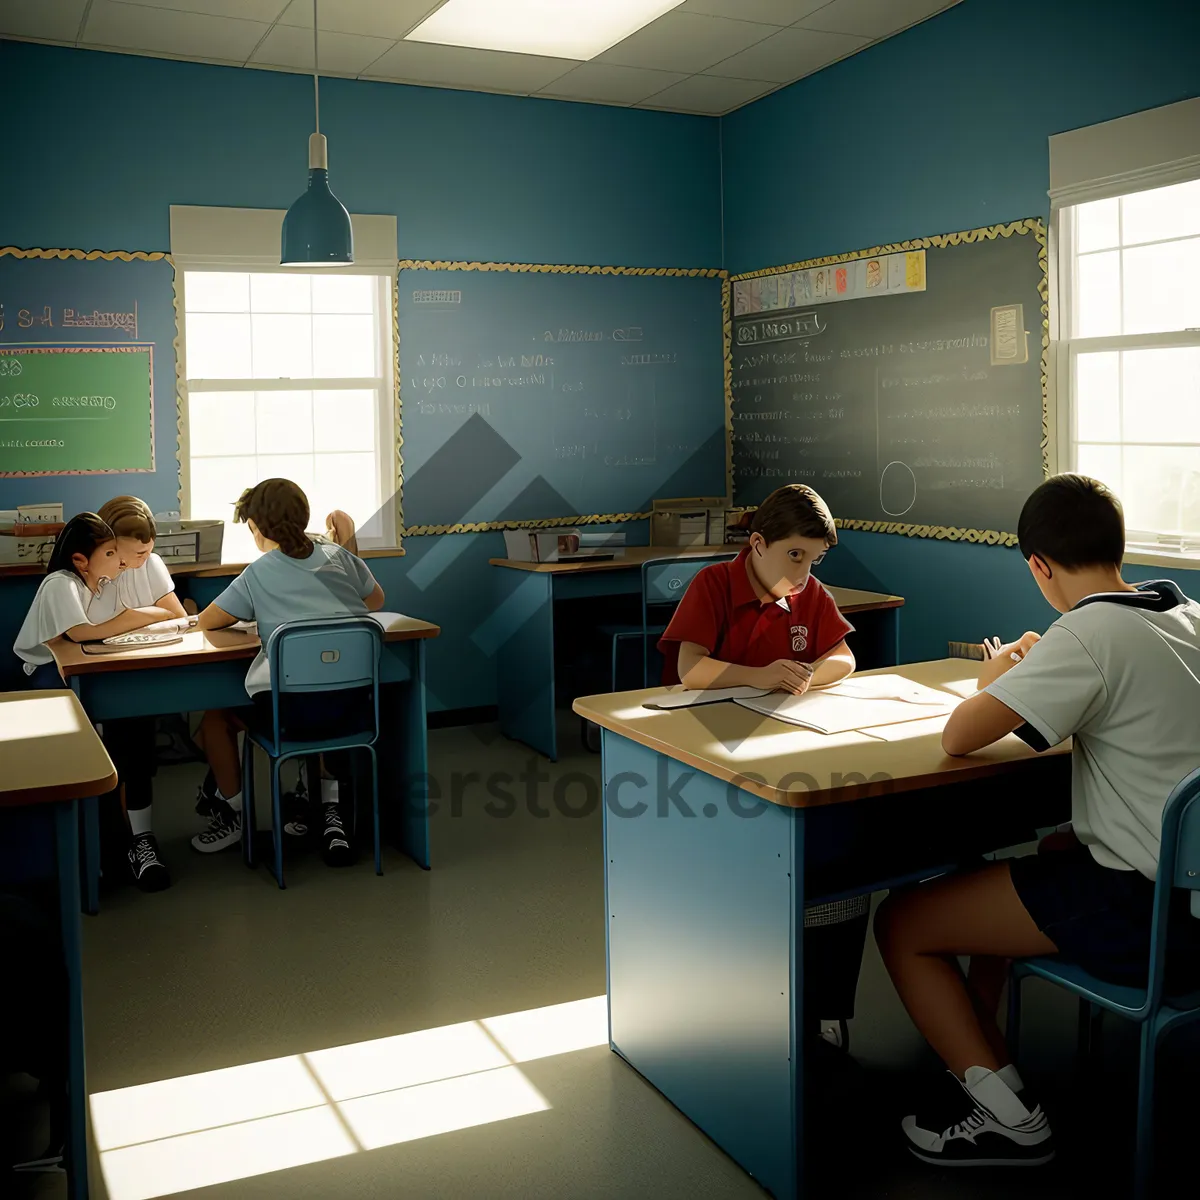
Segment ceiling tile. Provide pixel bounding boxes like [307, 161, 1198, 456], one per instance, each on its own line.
[363, 42, 578, 95]
[639, 73, 773, 115]
[597, 12, 777, 74]
[0, 0, 87, 42]
[706, 26, 866, 82]
[105, 0, 288, 19]
[537, 63, 688, 105]
[250, 24, 394, 74]
[799, 0, 957, 39]
[82, 1, 270, 60]
[278, 0, 436, 40]
[677, 0, 828, 24]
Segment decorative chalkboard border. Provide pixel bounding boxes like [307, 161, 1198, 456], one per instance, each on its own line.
[729, 219, 1048, 548]
[396, 260, 732, 537]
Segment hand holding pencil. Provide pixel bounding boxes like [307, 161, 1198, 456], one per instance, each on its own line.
[978, 630, 1040, 687]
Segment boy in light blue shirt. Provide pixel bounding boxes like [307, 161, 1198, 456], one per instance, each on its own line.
[193, 479, 385, 863]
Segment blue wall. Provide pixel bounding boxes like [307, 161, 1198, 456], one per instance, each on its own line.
[0, 40, 721, 708]
[721, 0, 1200, 659]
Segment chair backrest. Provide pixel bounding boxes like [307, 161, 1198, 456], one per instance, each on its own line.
[641, 553, 738, 685]
[1144, 766, 1200, 1004]
[265, 617, 382, 696]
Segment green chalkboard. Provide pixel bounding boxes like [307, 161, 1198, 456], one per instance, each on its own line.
[0, 346, 154, 476]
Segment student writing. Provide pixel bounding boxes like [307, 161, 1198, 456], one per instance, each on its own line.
[190, 479, 385, 865]
[658, 484, 865, 1053]
[875, 474, 1200, 1168]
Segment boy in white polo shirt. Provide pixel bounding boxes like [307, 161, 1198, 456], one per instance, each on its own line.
[874, 473, 1200, 1169]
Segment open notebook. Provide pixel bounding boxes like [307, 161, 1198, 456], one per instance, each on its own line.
[733, 675, 956, 734]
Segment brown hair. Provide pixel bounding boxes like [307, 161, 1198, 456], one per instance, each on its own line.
[233, 478, 313, 559]
[750, 484, 838, 546]
[98, 495, 156, 543]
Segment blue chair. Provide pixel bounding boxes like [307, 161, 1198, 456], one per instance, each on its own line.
[241, 617, 383, 889]
[1006, 767, 1200, 1199]
[584, 554, 737, 753]
[608, 553, 739, 691]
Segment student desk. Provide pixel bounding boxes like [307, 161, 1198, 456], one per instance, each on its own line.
[573, 659, 1071, 1200]
[1, 690, 118, 1200]
[48, 618, 440, 884]
[491, 544, 904, 761]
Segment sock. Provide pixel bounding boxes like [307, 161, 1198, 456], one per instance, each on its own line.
[217, 788, 243, 812]
[128, 807, 152, 837]
[962, 1066, 1034, 1127]
[996, 1063, 1024, 1093]
[320, 778, 339, 804]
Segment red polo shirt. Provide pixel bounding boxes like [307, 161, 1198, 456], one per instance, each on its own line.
[657, 548, 854, 686]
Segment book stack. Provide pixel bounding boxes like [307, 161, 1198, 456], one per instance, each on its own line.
[0, 503, 64, 566]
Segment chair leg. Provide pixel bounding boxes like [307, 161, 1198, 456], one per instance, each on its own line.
[1132, 1020, 1157, 1200]
[1005, 971, 1021, 1061]
[369, 748, 381, 876]
[242, 736, 256, 869]
[270, 757, 286, 890]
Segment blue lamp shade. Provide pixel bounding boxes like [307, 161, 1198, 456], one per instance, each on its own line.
[281, 134, 353, 266]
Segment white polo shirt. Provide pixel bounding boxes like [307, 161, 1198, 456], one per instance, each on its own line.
[986, 581, 1200, 879]
[13, 570, 123, 672]
[116, 552, 175, 609]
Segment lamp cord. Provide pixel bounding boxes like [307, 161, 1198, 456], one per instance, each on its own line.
[313, 0, 320, 136]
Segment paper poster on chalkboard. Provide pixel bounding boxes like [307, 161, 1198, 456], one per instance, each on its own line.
[730, 221, 1047, 544]
[0, 250, 169, 482]
[397, 262, 730, 534]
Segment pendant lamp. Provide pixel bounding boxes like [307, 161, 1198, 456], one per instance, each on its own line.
[281, 0, 353, 266]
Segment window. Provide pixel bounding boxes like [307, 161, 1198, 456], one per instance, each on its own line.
[179, 269, 397, 564]
[1059, 176, 1200, 554]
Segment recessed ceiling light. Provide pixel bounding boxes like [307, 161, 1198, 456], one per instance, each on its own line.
[405, 0, 687, 61]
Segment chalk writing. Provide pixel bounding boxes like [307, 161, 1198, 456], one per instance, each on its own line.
[605, 455, 657, 467]
[736, 311, 826, 346]
[413, 290, 461, 304]
[898, 335, 989, 353]
[622, 353, 677, 366]
[18, 306, 53, 330]
[62, 307, 137, 338]
[0, 393, 40, 408]
[419, 402, 491, 416]
[545, 329, 604, 342]
[913, 456, 1002, 470]
[881, 369, 989, 388]
[0, 358, 23, 377]
[887, 404, 1020, 420]
[52, 395, 117, 409]
[741, 351, 798, 368]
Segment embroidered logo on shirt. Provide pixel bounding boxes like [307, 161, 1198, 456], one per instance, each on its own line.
[791, 625, 808, 653]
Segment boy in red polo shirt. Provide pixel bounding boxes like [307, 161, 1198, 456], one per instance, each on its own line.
[658, 484, 865, 1055]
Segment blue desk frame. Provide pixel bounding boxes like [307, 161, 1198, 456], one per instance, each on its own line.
[494, 556, 902, 762]
[62, 634, 434, 891]
[598, 730, 1068, 1199]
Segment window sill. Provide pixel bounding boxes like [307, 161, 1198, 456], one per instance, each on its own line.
[168, 546, 406, 579]
[1124, 546, 1200, 572]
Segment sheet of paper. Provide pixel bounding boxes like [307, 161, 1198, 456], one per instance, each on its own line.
[643, 686, 772, 710]
[735, 674, 955, 734]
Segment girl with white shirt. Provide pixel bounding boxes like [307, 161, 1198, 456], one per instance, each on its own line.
[98, 495, 187, 620]
[13, 511, 182, 893]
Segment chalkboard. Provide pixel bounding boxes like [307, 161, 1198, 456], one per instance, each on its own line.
[0, 251, 172, 490]
[398, 265, 728, 533]
[731, 222, 1046, 541]
[0, 346, 153, 475]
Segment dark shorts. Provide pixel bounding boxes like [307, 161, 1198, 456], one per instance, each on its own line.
[1009, 841, 1200, 989]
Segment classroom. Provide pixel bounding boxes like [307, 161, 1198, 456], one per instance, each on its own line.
[2, 1, 1199, 1197]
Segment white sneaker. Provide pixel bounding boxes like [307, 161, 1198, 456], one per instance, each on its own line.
[191, 799, 242, 854]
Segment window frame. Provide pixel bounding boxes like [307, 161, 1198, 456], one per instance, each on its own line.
[176, 264, 400, 553]
[1054, 186, 1200, 560]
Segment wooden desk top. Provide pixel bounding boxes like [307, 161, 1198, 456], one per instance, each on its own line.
[489, 546, 904, 613]
[573, 659, 1068, 810]
[49, 615, 441, 679]
[0, 690, 118, 807]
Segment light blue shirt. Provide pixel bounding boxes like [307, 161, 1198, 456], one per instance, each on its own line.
[214, 541, 378, 696]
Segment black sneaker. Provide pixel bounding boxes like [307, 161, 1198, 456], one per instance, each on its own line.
[902, 1068, 1054, 1167]
[283, 769, 311, 839]
[191, 799, 242, 854]
[194, 769, 219, 819]
[320, 803, 355, 867]
[127, 833, 171, 892]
